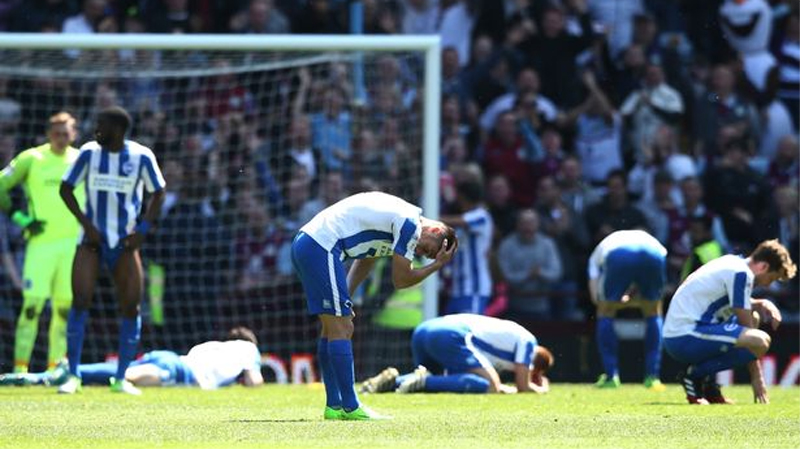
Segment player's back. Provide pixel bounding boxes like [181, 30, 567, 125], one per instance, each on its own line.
[300, 191, 422, 257]
[590, 230, 666, 268]
[441, 314, 537, 371]
[181, 340, 261, 389]
[664, 254, 753, 338]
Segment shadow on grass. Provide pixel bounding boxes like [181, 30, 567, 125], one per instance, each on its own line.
[228, 419, 314, 423]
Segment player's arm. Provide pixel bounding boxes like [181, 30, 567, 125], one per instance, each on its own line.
[513, 363, 549, 394]
[240, 368, 264, 387]
[125, 153, 167, 249]
[0, 151, 44, 235]
[347, 258, 377, 297]
[469, 366, 514, 394]
[750, 298, 781, 330]
[391, 239, 456, 289]
[439, 214, 467, 228]
[60, 181, 101, 245]
[748, 359, 769, 404]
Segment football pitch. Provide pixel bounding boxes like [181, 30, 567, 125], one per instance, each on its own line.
[1, 384, 798, 449]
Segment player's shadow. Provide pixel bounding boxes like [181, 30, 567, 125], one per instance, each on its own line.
[228, 419, 313, 423]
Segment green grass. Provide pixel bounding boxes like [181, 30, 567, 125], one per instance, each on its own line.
[1, 384, 798, 449]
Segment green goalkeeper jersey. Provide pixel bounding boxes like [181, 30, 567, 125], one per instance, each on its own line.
[0, 143, 84, 243]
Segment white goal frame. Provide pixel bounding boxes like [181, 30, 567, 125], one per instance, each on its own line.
[0, 32, 442, 320]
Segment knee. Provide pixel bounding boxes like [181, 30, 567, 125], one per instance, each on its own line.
[746, 329, 771, 358]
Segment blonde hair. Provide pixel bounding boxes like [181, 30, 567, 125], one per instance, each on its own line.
[750, 239, 797, 281]
[49, 111, 76, 128]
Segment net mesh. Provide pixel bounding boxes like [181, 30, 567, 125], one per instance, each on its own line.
[0, 47, 430, 378]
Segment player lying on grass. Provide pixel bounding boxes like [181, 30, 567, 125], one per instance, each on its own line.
[59, 106, 166, 396]
[292, 191, 457, 420]
[360, 314, 553, 394]
[0, 327, 263, 390]
[588, 229, 668, 390]
[664, 239, 796, 404]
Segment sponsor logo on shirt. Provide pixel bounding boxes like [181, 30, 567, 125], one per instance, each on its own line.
[89, 174, 136, 193]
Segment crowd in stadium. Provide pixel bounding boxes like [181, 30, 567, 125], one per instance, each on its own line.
[0, 0, 797, 336]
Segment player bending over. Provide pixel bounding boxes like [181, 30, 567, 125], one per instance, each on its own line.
[291, 191, 457, 420]
[361, 314, 553, 394]
[664, 239, 796, 404]
[1, 327, 263, 390]
[588, 229, 668, 390]
[0, 112, 83, 373]
[58, 106, 166, 395]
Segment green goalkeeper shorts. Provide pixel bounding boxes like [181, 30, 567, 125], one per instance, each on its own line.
[23, 239, 76, 300]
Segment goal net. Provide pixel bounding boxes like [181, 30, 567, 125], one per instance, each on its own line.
[0, 34, 440, 379]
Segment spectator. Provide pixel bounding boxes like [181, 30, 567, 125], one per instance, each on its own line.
[557, 155, 600, 218]
[230, 0, 290, 34]
[691, 64, 759, 159]
[480, 110, 536, 207]
[400, 0, 438, 35]
[588, 0, 644, 58]
[145, 0, 198, 34]
[441, 46, 471, 106]
[438, 0, 475, 67]
[272, 114, 320, 188]
[534, 176, 587, 320]
[310, 85, 352, 175]
[291, 0, 345, 34]
[234, 190, 291, 292]
[518, 2, 594, 108]
[704, 139, 771, 251]
[562, 71, 624, 191]
[10, 0, 74, 32]
[766, 135, 799, 189]
[773, 11, 799, 126]
[620, 62, 684, 164]
[203, 59, 255, 119]
[486, 174, 516, 242]
[532, 125, 566, 179]
[62, 0, 115, 59]
[719, 0, 775, 94]
[755, 185, 799, 315]
[497, 209, 563, 320]
[479, 68, 557, 138]
[635, 169, 676, 246]
[627, 124, 695, 206]
[672, 176, 730, 266]
[584, 169, 649, 244]
[679, 214, 724, 281]
[297, 169, 348, 225]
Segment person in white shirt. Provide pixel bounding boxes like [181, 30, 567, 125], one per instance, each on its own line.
[664, 239, 796, 404]
[588, 230, 668, 390]
[360, 314, 553, 394]
[292, 191, 457, 420]
[2, 327, 264, 389]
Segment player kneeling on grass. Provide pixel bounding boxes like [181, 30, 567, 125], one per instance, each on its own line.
[664, 239, 796, 404]
[0, 327, 263, 390]
[361, 314, 553, 394]
[588, 229, 668, 391]
[292, 191, 457, 420]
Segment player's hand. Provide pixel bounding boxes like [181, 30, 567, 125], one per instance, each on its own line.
[435, 238, 457, 266]
[83, 224, 103, 248]
[24, 219, 45, 237]
[753, 383, 769, 404]
[758, 299, 782, 330]
[122, 232, 145, 250]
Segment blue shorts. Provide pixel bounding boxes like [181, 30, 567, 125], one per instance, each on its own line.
[664, 317, 745, 364]
[133, 350, 196, 385]
[291, 232, 353, 317]
[411, 320, 485, 374]
[445, 295, 490, 315]
[601, 247, 666, 301]
[100, 242, 125, 271]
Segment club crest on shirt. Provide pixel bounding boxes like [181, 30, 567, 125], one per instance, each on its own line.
[122, 161, 135, 175]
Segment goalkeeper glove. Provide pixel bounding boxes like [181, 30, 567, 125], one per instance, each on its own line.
[11, 210, 45, 237]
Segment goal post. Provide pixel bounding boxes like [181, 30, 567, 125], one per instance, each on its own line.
[0, 33, 441, 375]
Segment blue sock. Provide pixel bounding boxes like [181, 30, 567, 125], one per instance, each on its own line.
[596, 317, 618, 378]
[644, 316, 663, 378]
[688, 347, 756, 379]
[328, 339, 359, 412]
[78, 362, 118, 385]
[115, 316, 141, 380]
[66, 309, 88, 377]
[317, 338, 342, 409]
[425, 374, 490, 393]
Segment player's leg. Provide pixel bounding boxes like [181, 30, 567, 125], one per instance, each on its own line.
[13, 242, 52, 372]
[61, 244, 100, 393]
[76, 362, 118, 385]
[48, 241, 76, 371]
[110, 248, 143, 395]
[638, 252, 667, 390]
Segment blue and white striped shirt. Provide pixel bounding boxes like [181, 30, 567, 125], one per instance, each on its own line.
[441, 314, 538, 372]
[450, 207, 493, 298]
[62, 140, 166, 249]
[300, 192, 421, 261]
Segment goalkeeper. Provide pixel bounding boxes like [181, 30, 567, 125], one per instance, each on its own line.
[0, 112, 83, 373]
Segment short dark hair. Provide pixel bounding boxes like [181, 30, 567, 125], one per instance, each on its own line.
[442, 225, 457, 251]
[227, 326, 258, 346]
[606, 168, 627, 186]
[689, 214, 714, 230]
[99, 106, 132, 132]
[456, 178, 484, 204]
